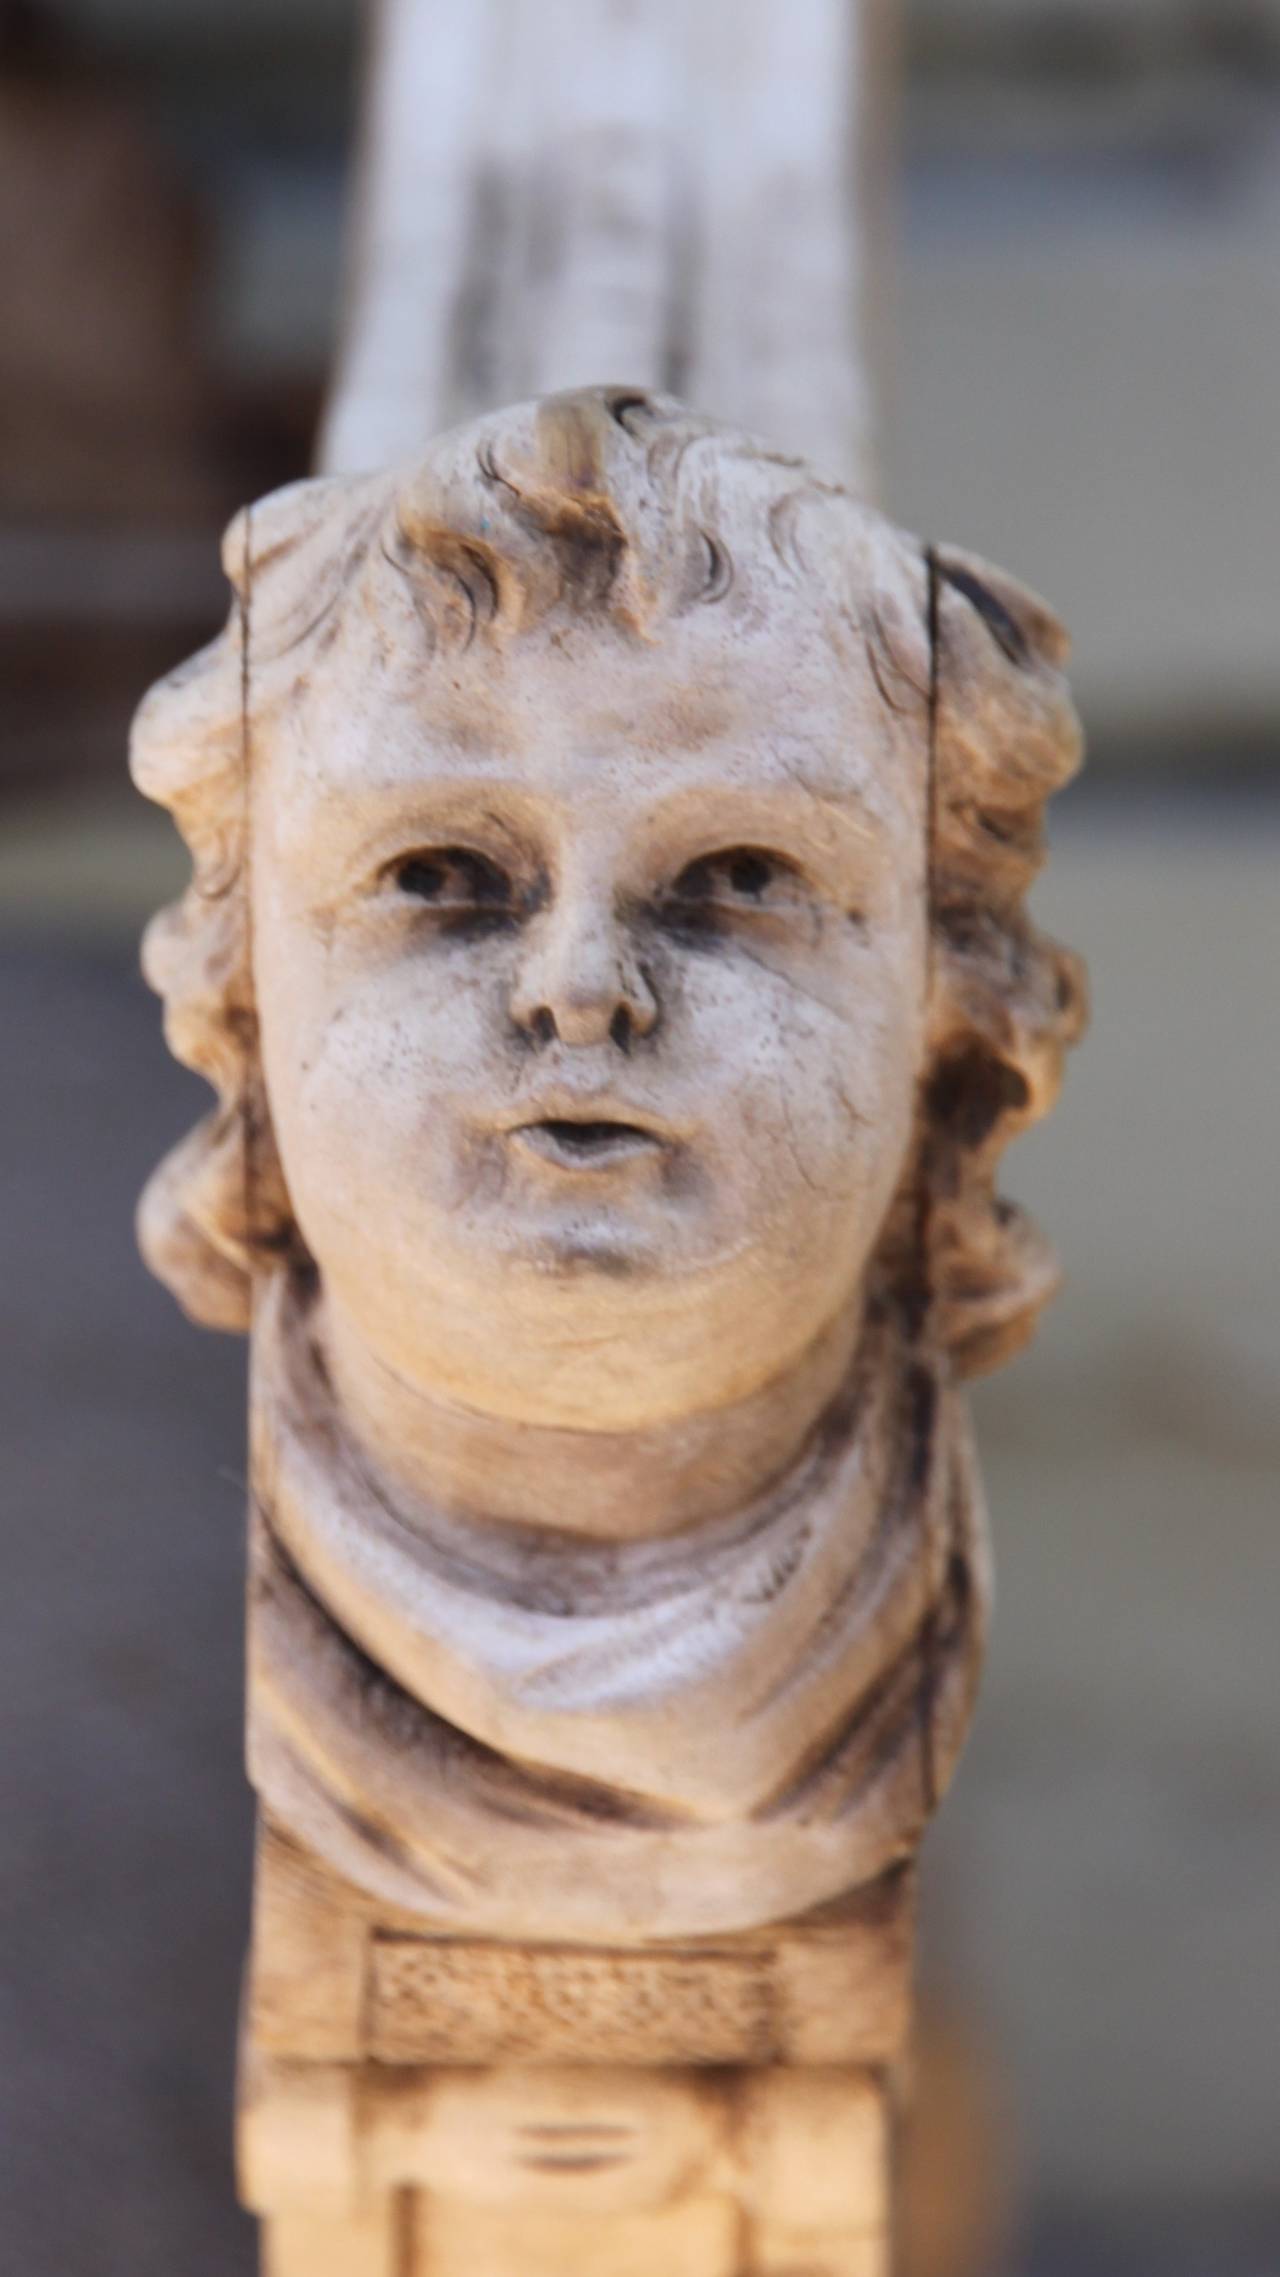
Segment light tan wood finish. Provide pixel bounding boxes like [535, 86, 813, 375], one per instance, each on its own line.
[131, 8, 1084, 2272]
[260, 2195, 891, 2277]
[260, 2206, 401, 2277]
[244, 2042, 892, 2274]
[247, 1824, 918, 2070]
[133, 384, 1082, 2272]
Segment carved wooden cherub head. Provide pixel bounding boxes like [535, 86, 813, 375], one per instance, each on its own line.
[134, 387, 1082, 1441]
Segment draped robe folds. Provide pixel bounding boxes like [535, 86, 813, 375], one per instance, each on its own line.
[246, 1272, 989, 1941]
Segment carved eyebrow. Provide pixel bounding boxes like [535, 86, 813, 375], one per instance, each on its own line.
[792, 782, 886, 831]
[267, 771, 542, 882]
[718, 762, 886, 823]
[639, 779, 886, 867]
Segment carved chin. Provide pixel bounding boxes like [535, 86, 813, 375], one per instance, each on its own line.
[528, 1223, 653, 1280]
[436, 1161, 712, 1287]
[499, 1205, 674, 1283]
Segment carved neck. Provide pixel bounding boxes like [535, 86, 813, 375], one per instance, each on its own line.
[247, 1264, 985, 1938]
[314, 1281, 867, 1541]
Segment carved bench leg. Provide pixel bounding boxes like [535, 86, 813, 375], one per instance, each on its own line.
[260, 2199, 403, 2277]
[242, 2046, 890, 2274]
[259, 2194, 889, 2277]
[743, 2224, 889, 2277]
[416, 2195, 741, 2277]
[240, 1828, 898, 2273]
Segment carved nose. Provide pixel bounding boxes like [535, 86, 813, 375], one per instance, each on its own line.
[510, 908, 658, 1049]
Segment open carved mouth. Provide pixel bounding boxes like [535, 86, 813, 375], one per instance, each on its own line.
[511, 1117, 664, 1169]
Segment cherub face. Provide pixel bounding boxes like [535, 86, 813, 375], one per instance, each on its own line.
[251, 601, 929, 1430]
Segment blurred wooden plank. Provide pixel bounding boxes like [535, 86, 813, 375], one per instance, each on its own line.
[688, 0, 877, 490]
[319, 0, 882, 486]
[319, 0, 500, 471]
[521, 0, 677, 402]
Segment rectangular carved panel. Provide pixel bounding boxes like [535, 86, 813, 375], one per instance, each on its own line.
[249, 1822, 916, 2069]
[367, 1935, 776, 2065]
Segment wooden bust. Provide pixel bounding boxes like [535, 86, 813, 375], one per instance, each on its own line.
[133, 387, 1083, 2277]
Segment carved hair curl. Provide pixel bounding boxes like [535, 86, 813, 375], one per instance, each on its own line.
[131, 387, 1083, 1374]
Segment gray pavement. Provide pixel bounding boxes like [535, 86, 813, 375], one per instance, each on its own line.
[0, 935, 255, 2276]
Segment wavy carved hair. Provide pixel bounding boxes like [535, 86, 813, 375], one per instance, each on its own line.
[131, 387, 1084, 1376]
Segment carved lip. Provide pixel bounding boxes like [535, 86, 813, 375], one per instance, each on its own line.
[509, 1117, 667, 1171]
[499, 1093, 676, 1171]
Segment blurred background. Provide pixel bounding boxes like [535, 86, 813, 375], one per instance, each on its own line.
[1, 2, 1276, 2272]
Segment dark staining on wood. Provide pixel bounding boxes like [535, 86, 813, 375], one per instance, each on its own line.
[262, 1502, 681, 1837]
[259, 1512, 395, 1705]
[903, 1362, 938, 1500]
[942, 1547, 972, 1647]
[916, 1542, 975, 1819]
[605, 390, 653, 434]
[399, 527, 506, 649]
[915, 1604, 942, 1820]
[393, 2184, 418, 2277]
[393, 844, 527, 943]
[475, 1750, 688, 1834]
[936, 559, 1031, 669]
[926, 1046, 1030, 1151]
[477, 418, 630, 614]
[328, 1792, 424, 1881]
[396, 847, 509, 904]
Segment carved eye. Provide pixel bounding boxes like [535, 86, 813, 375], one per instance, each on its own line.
[668, 847, 792, 910]
[394, 847, 515, 915]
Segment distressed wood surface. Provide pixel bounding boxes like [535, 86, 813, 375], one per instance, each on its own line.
[129, 6, 1085, 2273]
[247, 1824, 919, 2070]
[132, 385, 1082, 2275]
